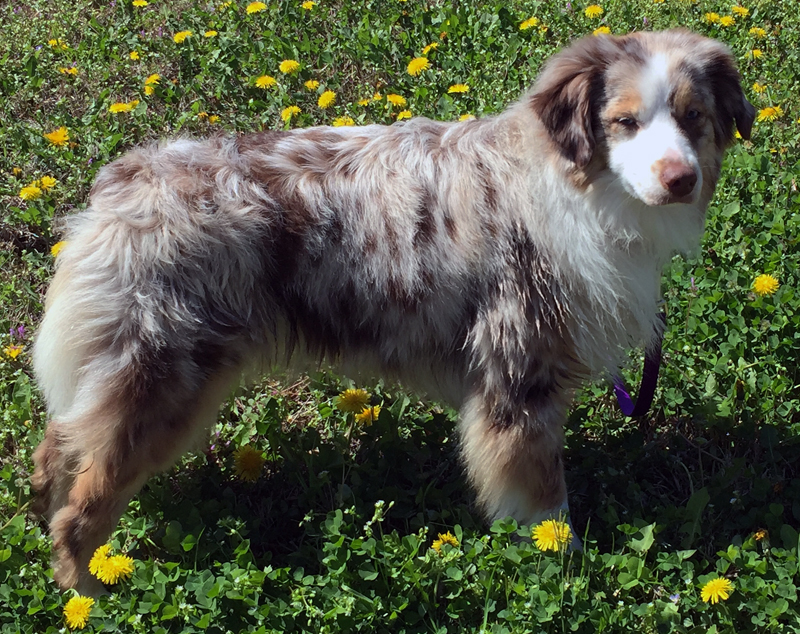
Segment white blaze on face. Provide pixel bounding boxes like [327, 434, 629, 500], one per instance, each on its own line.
[607, 53, 702, 206]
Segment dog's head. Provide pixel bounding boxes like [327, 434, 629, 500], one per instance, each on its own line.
[529, 29, 754, 206]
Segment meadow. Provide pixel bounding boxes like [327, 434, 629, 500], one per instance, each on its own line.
[1, 0, 799, 631]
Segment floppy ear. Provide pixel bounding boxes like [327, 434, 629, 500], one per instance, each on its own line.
[529, 35, 623, 168]
[703, 44, 756, 143]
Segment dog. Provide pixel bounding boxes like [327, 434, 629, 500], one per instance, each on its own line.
[31, 29, 754, 592]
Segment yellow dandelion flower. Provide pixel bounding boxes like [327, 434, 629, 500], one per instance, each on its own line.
[132, 0, 148, 6]
[753, 528, 768, 541]
[145, 73, 160, 85]
[397, 110, 412, 120]
[246, 1, 267, 13]
[12, 167, 22, 176]
[198, 111, 208, 118]
[58, 66, 78, 75]
[304, 79, 320, 90]
[40, 175, 57, 189]
[752, 274, 779, 296]
[94, 554, 135, 584]
[281, 105, 301, 122]
[448, 83, 469, 94]
[48, 38, 68, 50]
[51, 241, 67, 257]
[407, 57, 429, 76]
[108, 100, 139, 113]
[520, 16, 539, 30]
[386, 93, 406, 107]
[750, 48, 763, 59]
[63, 595, 94, 630]
[459, 113, 476, 121]
[700, 577, 734, 604]
[757, 106, 783, 122]
[355, 405, 381, 426]
[749, 26, 766, 37]
[233, 445, 265, 481]
[335, 388, 370, 413]
[279, 59, 300, 74]
[358, 98, 370, 106]
[593, 26, 611, 35]
[44, 126, 69, 146]
[302, 0, 316, 8]
[653, 0, 665, 3]
[704, 12, 720, 23]
[584, 4, 603, 18]
[373, 92, 382, 101]
[19, 185, 42, 200]
[720, 15, 735, 27]
[88, 544, 112, 578]
[431, 531, 459, 552]
[144, 85, 154, 95]
[752, 82, 766, 94]
[532, 519, 572, 552]
[255, 74, 277, 88]
[208, 115, 220, 123]
[130, 51, 140, 60]
[3, 345, 23, 360]
[332, 116, 355, 126]
[422, 42, 439, 55]
[318, 90, 336, 108]
[173, 30, 192, 43]
[204, 30, 218, 37]
[732, 6, 749, 16]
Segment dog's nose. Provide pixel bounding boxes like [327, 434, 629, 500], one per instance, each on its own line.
[659, 161, 698, 198]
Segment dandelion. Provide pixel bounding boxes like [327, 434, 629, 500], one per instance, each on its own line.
[44, 126, 69, 146]
[336, 388, 370, 413]
[750, 48, 763, 59]
[732, 6, 749, 16]
[532, 519, 572, 551]
[246, 1, 267, 13]
[356, 405, 381, 426]
[700, 577, 734, 604]
[318, 90, 336, 108]
[204, 30, 218, 37]
[422, 42, 439, 55]
[752, 273, 779, 296]
[109, 100, 140, 113]
[333, 116, 355, 126]
[752, 82, 766, 94]
[88, 544, 112, 578]
[431, 531, 459, 551]
[233, 445, 265, 481]
[302, 0, 316, 8]
[386, 93, 406, 107]
[51, 241, 67, 257]
[63, 595, 94, 630]
[132, 0, 148, 6]
[459, 113, 476, 121]
[12, 167, 22, 176]
[58, 66, 78, 75]
[40, 175, 57, 189]
[373, 92, 382, 100]
[757, 105, 783, 122]
[281, 105, 301, 122]
[94, 554, 135, 584]
[407, 57, 429, 76]
[130, 51, 140, 60]
[519, 16, 539, 30]
[304, 79, 320, 90]
[144, 85, 155, 95]
[584, 4, 603, 18]
[397, 110, 412, 120]
[145, 73, 160, 86]
[593, 25, 611, 35]
[48, 38, 68, 50]
[3, 345, 23, 359]
[704, 12, 720, 23]
[448, 84, 469, 94]
[255, 74, 277, 88]
[753, 528, 768, 541]
[198, 111, 208, 119]
[653, 0, 665, 3]
[279, 59, 300, 74]
[208, 115, 220, 123]
[720, 15, 735, 26]
[173, 30, 192, 43]
[19, 185, 42, 200]
[749, 26, 766, 38]
[358, 98, 370, 106]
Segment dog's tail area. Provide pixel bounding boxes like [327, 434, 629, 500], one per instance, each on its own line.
[31, 145, 249, 591]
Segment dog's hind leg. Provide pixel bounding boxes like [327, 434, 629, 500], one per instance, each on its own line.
[459, 383, 579, 545]
[34, 350, 241, 593]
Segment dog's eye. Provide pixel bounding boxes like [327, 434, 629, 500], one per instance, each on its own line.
[617, 117, 637, 128]
[685, 109, 701, 120]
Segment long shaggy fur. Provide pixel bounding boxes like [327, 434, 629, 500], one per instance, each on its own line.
[32, 29, 753, 592]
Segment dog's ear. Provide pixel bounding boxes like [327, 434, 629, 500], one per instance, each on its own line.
[701, 42, 756, 143]
[529, 36, 622, 168]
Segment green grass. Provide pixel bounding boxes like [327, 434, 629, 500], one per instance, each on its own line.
[1, 0, 800, 632]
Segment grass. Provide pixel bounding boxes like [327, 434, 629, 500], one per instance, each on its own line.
[1, 0, 799, 632]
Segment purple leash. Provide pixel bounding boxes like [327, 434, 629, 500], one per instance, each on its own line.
[613, 313, 666, 417]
